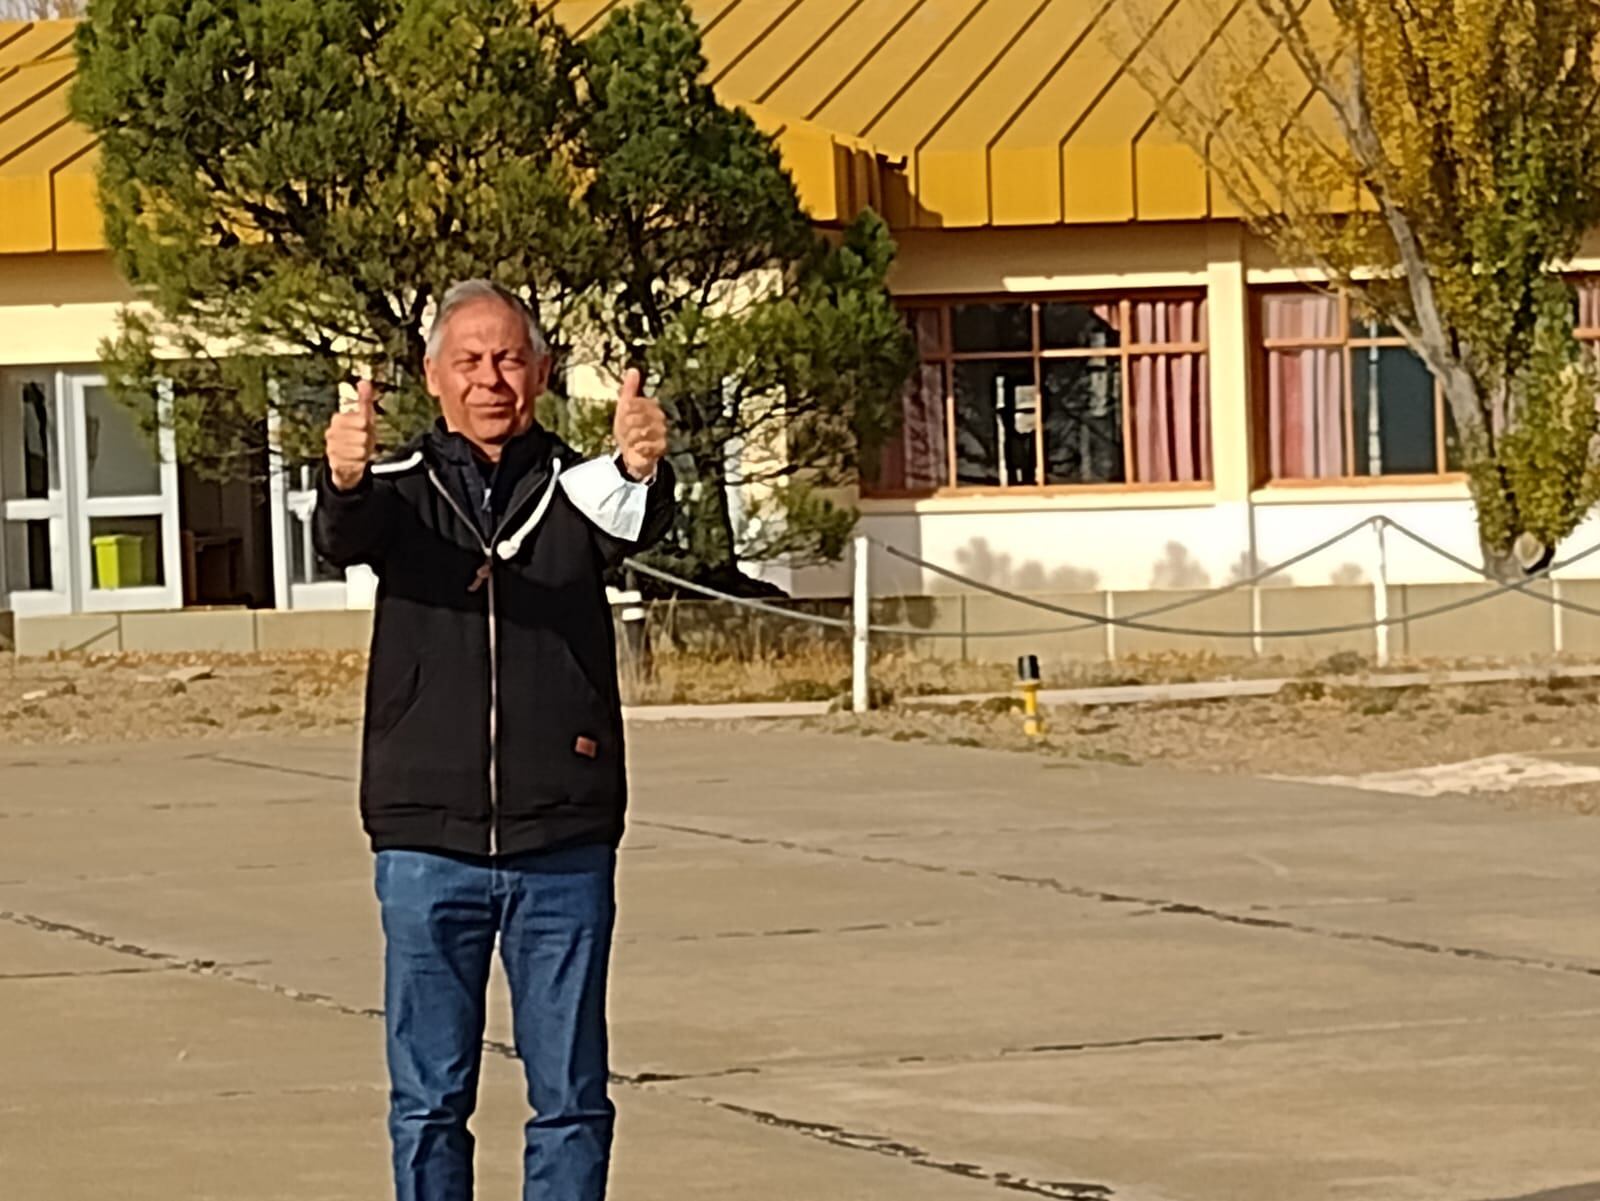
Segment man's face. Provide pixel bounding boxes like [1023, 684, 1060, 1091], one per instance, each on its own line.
[423, 297, 549, 458]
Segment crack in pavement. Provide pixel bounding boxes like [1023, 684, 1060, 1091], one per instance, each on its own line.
[0, 908, 1112, 1198]
[1009, 1032, 1229, 1056]
[0, 964, 181, 982]
[191, 752, 357, 784]
[674, 1005, 1600, 1082]
[708, 1102, 1116, 1199]
[634, 820, 1600, 983]
[617, 917, 948, 946]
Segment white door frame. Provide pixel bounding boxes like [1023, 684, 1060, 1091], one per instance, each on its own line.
[1, 368, 71, 617]
[265, 399, 352, 612]
[66, 373, 183, 613]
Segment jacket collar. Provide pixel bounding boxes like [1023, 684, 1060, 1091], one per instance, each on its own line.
[424, 418, 550, 473]
[423, 419, 560, 545]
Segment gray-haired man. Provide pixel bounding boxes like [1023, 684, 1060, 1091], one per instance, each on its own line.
[316, 280, 675, 1201]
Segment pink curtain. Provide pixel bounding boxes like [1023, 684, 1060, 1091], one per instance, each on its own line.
[1128, 298, 1211, 483]
[1264, 293, 1345, 479]
[1576, 279, 1600, 375]
[1578, 277, 1600, 331]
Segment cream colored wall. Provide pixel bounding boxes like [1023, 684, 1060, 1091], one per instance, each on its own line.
[888, 223, 1213, 296]
[782, 218, 1599, 600]
[0, 253, 132, 368]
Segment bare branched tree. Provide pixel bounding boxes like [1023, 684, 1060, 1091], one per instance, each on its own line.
[1118, 0, 1600, 576]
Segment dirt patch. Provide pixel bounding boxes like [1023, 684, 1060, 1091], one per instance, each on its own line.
[0, 652, 365, 746]
[790, 678, 1600, 814]
[7, 651, 1600, 819]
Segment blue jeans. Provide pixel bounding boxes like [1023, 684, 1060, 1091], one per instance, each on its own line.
[375, 845, 617, 1201]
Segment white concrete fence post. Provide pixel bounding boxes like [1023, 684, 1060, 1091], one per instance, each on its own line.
[1373, 518, 1392, 668]
[852, 534, 871, 713]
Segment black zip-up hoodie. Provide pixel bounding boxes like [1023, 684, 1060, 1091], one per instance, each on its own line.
[313, 421, 676, 858]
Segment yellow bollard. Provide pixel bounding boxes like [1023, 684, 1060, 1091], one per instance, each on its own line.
[1017, 654, 1045, 738]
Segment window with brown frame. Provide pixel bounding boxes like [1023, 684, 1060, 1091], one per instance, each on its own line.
[1258, 282, 1600, 483]
[1576, 276, 1600, 355]
[1256, 289, 1464, 482]
[865, 295, 1211, 495]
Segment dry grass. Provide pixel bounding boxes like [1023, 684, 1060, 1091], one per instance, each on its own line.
[618, 645, 1585, 706]
[620, 647, 1011, 705]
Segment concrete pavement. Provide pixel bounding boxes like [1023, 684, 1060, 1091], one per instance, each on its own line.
[3, 728, 1600, 1200]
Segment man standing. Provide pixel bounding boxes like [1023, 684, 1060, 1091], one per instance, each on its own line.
[315, 279, 674, 1201]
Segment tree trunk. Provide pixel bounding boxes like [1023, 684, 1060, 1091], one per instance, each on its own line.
[1438, 362, 1543, 581]
[1478, 542, 1524, 583]
[679, 447, 781, 597]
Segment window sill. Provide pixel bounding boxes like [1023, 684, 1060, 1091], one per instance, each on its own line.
[859, 483, 1217, 515]
[1251, 476, 1471, 505]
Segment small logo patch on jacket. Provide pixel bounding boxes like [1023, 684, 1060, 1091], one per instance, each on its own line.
[574, 736, 599, 759]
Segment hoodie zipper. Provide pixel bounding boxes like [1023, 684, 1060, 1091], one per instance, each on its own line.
[426, 461, 563, 856]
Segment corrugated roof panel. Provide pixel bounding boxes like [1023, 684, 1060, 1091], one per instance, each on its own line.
[1135, 131, 1209, 221]
[2, 118, 85, 179]
[53, 154, 103, 252]
[862, 0, 1038, 152]
[698, 0, 809, 85]
[808, 0, 985, 149]
[989, 144, 1060, 226]
[990, 18, 1126, 153]
[1063, 70, 1160, 224]
[0, 52, 73, 118]
[919, 0, 1086, 154]
[710, 0, 859, 98]
[0, 87, 76, 172]
[4, 3, 1283, 245]
[914, 147, 988, 227]
[755, 0, 919, 119]
[0, 23, 85, 253]
[0, 21, 72, 67]
[0, 175, 51, 252]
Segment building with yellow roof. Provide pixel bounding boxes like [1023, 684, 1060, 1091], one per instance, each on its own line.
[4, 4, 1599, 654]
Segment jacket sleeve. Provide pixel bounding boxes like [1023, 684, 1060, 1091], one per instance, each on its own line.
[312, 464, 402, 569]
[558, 454, 678, 569]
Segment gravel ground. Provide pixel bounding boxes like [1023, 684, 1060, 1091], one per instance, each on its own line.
[6, 651, 1600, 813]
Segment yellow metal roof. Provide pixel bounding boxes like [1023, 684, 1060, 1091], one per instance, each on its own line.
[1, 3, 1242, 255]
[0, 20, 99, 254]
[564, 0, 1238, 229]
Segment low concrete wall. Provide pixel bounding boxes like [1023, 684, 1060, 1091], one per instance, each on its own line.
[8, 579, 1594, 666]
[1257, 586, 1377, 660]
[256, 609, 373, 652]
[122, 610, 258, 654]
[1552, 580, 1600, 656]
[13, 613, 123, 656]
[1390, 584, 1557, 660]
[12, 609, 374, 656]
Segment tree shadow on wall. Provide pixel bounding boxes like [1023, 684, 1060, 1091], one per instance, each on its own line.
[1150, 541, 1212, 590]
[951, 539, 1101, 593]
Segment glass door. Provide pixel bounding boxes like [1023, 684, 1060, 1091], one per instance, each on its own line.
[0, 371, 70, 615]
[67, 375, 182, 612]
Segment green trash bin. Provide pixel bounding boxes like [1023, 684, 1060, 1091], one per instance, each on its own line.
[93, 534, 150, 590]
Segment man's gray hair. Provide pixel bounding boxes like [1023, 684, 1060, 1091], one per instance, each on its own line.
[426, 279, 549, 359]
